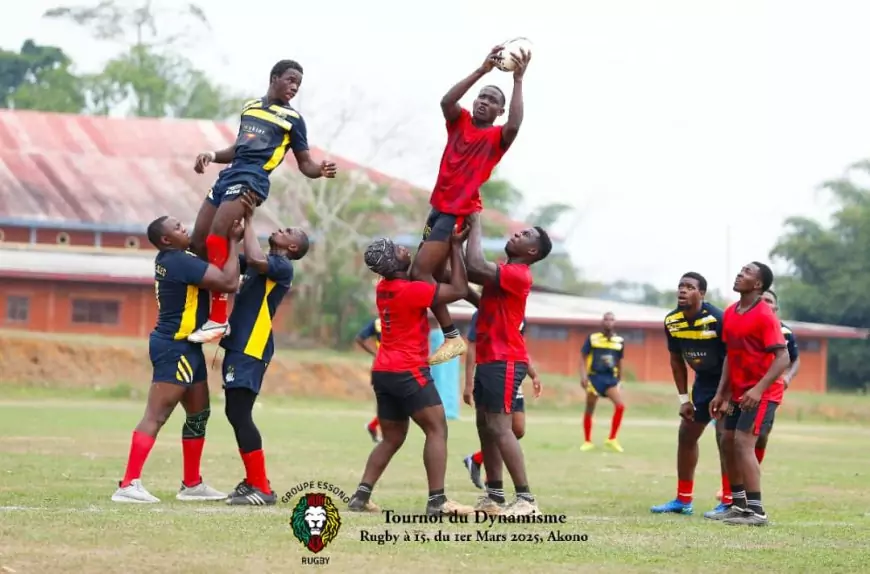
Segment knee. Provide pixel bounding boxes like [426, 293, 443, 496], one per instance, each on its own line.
[735, 431, 756, 450]
[144, 407, 172, 430]
[677, 424, 698, 447]
[183, 408, 210, 439]
[382, 431, 407, 451]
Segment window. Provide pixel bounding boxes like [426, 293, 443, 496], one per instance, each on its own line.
[797, 338, 820, 352]
[71, 299, 120, 325]
[6, 295, 29, 322]
[619, 329, 646, 344]
[525, 324, 570, 341]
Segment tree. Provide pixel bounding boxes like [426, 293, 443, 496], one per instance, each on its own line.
[771, 160, 870, 391]
[0, 40, 85, 112]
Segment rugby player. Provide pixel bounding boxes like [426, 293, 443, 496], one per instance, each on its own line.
[355, 315, 383, 443]
[650, 272, 728, 516]
[464, 213, 552, 516]
[578, 313, 626, 452]
[188, 59, 336, 344]
[412, 44, 531, 366]
[708, 262, 790, 526]
[111, 216, 243, 503]
[223, 198, 309, 506]
[347, 230, 475, 516]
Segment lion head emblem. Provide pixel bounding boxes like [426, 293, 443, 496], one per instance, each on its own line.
[291, 493, 341, 553]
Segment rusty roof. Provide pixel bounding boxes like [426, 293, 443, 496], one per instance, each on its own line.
[0, 109, 529, 237]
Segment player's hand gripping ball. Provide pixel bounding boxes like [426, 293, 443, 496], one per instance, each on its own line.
[494, 37, 533, 72]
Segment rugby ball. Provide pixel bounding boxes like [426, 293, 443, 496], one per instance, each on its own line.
[494, 37, 533, 72]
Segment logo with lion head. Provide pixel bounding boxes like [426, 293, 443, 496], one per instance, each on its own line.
[291, 493, 341, 554]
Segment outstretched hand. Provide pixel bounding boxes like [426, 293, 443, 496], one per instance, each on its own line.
[481, 45, 503, 73]
[194, 151, 214, 174]
[229, 219, 244, 242]
[452, 223, 470, 244]
[511, 48, 531, 80]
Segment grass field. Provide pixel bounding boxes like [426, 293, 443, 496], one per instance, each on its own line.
[2, 387, 870, 574]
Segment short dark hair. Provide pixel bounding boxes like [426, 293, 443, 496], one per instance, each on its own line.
[752, 261, 774, 292]
[534, 226, 552, 261]
[270, 60, 303, 82]
[483, 84, 506, 105]
[681, 271, 707, 293]
[293, 229, 310, 260]
[765, 288, 778, 303]
[147, 216, 169, 249]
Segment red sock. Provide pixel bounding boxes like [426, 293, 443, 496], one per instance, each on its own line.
[583, 413, 593, 442]
[121, 430, 156, 487]
[755, 447, 766, 464]
[609, 404, 625, 440]
[241, 449, 271, 494]
[677, 479, 694, 504]
[721, 473, 733, 504]
[471, 451, 484, 465]
[182, 437, 205, 487]
[367, 417, 379, 432]
[205, 234, 229, 323]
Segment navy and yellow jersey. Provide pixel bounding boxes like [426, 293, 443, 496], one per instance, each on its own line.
[581, 332, 625, 378]
[664, 302, 726, 383]
[220, 254, 294, 362]
[781, 322, 799, 363]
[357, 318, 383, 348]
[215, 97, 309, 198]
[152, 250, 210, 341]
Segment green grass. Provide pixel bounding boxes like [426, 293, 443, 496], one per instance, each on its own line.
[2, 389, 870, 573]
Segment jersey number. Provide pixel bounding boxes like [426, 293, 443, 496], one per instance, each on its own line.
[382, 307, 391, 333]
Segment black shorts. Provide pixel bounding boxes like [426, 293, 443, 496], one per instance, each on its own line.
[474, 361, 529, 414]
[724, 399, 778, 436]
[690, 383, 718, 425]
[421, 209, 465, 243]
[372, 368, 443, 421]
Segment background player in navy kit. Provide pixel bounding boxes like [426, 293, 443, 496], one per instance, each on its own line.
[188, 60, 337, 344]
[112, 215, 242, 504]
[650, 272, 728, 516]
[223, 200, 309, 506]
[356, 316, 383, 443]
[578, 313, 626, 452]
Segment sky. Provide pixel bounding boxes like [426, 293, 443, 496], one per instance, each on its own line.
[3, 0, 870, 295]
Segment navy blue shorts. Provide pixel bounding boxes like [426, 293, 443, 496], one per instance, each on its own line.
[421, 209, 464, 243]
[149, 336, 207, 385]
[222, 349, 269, 394]
[587, 374, 618, 398]
[690, 382, 718, 424]
[206, 180, 267, 208]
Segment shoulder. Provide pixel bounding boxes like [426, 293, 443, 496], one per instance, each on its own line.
[703, 302, 724, 320]
[500, 262, 532, 280]
[241, 98, 263, 112]
[664, 308, 684, 325]
[374, 318, 382, 331]
[780, 321, 793, 336]
[611, 334, 625, 345]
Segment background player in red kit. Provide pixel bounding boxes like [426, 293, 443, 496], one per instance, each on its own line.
[709, 262, 790, 526]
[347, 231, 475, 517]
[465, 213, 552, 517]
[411, 45, 531, 366]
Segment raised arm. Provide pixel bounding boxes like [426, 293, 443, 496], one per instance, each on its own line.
[240, 207, 269, 274]
[465, 213, 498, 284]
[198, 222, 242, 293]
[194, 145, 235, 174]
[433, 230, 470, 305]
[500, 48, 531, 149]
[441, 46, 501, 123]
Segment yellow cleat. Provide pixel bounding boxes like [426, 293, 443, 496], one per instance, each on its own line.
[580, 441, 596, 452]
[428, 337, 467, 365]
[604, 439, 624, 453]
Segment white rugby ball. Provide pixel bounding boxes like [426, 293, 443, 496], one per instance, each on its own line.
[494, 37, 533, 72]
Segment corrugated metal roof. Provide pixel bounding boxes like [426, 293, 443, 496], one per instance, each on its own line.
[0, 109, 528, 237]
[1, 247, 865, 340]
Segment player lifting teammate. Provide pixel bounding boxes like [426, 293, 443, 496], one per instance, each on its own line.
[348, 230, 475, 516]
[112, 216, 242, 503]
[188, 59, 336, 344]
[222, 197, 309, 506]
[465, 213, 551, 516]
[578, 313, 627, 452]
[709, 262, 790, 526]
[413, 45, 531, 365]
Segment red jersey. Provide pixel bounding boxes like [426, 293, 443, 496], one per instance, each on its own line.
[429, 108, 507, 216]
[475, 263, 532, 364]
[722, 300, 787, 403]
[372, 278, 437, 372]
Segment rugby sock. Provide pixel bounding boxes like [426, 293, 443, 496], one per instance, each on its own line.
[240, 449, 271, 494]
[755, 447, 766, 464]
[471, 451, 484, 465]
[583, 413, 593, 442]
[746, 491, 764, 515]
[366, 417, 379, 432]
[677, 479, 693, 504]
[205, 233, 229, 323]
[121, 430, 156, 487]
[609, 404, 625, 440]
[485, 481, 505, 503]
[442, 324, 460, 339]
[354, 483, 373, 502]
[516, 485, 535, 503]
[731, 484, 747, 510]
[721, 474, 733, 504]
[182, 437, 205, 487]
[428, 489, 447, 507]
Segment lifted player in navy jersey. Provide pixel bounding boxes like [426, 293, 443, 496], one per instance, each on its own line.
[650, 272, 728, 517]
[223, 200, 309, 506]
[188, 59, 337, 344]
[579, 313, 626, 452]
[112, 216, 243, 504]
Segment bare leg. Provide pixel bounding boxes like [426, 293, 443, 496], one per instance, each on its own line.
[411, 240, 466, 364]
[410, 404, 449, 493]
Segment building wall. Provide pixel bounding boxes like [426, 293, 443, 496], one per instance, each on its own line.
[0, 277, 829, 393]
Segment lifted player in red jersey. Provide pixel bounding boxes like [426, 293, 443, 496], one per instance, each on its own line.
[464, 213, 552, 517]
[347, 231, 475, 517]
[709, 262, 790, 526]
[412, 45, 531, 366]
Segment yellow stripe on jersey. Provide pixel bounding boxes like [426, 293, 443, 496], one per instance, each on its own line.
[268, 104, 300, 118]
[243, 108, 293, 131]
[670, 330, 719, 340]
[174, 285, 200, 340]
[244, 279, 277, 360]
[263, 132, 290, 171]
